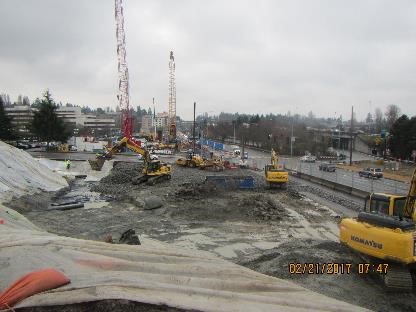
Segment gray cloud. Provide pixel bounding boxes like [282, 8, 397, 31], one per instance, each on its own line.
[1, 0, 415, 120]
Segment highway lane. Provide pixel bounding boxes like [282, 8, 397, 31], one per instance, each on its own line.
[284, 159, 409, 195]
[215, 143, 409, 195]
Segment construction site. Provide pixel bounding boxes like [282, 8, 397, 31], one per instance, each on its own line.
[1, 1, 416, 312]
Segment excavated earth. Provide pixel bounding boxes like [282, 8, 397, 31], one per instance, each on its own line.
[8, 161, 416, 312]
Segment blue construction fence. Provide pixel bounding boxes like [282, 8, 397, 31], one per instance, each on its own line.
[200, 139, 224, 151]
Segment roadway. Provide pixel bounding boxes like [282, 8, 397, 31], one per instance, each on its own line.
[215, 143, 409, 196]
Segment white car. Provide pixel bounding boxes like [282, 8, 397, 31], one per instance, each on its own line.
[300, 155, 316, 163]
[150, 154, 159, 160]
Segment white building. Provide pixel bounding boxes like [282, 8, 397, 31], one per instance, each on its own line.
[4, 105, 36, 135]
[4, 105, 116, 136]
[141, 115, 153, 135]
[154, 112, 169, 129]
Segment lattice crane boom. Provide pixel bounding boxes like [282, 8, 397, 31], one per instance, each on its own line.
[115, 0, 132, 138]
[168, 51, 176, 142]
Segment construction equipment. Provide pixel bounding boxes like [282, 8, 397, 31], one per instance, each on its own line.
[340, 169, 416, 290]
[199, 156, 225, 172]
[115, 0, 133, 138]
[176, 152, 205, 168]
[91, 137, 172, 184]
[58, 144, 69, 152]
[176, 152, 224, 171]
[264, 149, 288, 189]
[168, 51, 177, 143]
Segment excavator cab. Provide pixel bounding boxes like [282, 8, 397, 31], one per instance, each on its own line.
[147, 160, 162, 173]
[364, 194, 408, 218]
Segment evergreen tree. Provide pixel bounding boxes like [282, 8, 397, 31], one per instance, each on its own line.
[389, 114, 416, 159]
[31, 90, 71, 150]
[0, 96, 14, 140]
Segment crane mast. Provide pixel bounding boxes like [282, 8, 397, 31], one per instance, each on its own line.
[115, 0, 132, 138]
[168, 51, 176, 142]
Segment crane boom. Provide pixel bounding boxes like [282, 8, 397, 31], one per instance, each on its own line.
[168, 51, 176, 142]
[115, 0, 133, 138]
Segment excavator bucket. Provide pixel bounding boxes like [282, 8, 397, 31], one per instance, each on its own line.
[88, 158, 105, 171]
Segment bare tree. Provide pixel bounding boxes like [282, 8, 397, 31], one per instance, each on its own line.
[385, 104, 401, 130]
[374, 107, 384, 133]
[22, 96, 30, 106]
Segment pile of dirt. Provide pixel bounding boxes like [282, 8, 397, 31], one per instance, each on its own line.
[168, 191, 288, 223]
[239, 194, 287, 221]
[92, 162, 267, 200]
[99, 162, 143, 184]
[175, 181, 218, 198]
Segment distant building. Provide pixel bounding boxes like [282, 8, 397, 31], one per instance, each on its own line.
[154, 112, 169, 129]
[56, 106, 116, 136]
[141, 115, 154, 135]
[56, 106, 84, 127]
[4, 105, 116, 137]
[5, 105, 36, 136]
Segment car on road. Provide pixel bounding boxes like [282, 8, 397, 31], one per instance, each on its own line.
[16, 142, 30, 150]
[318, 162, 336, 172]
[150, 154, 159, 160]
[358, 167, 383, 179]
[300, 155, 316, 163]
[233, 148, 241, 156]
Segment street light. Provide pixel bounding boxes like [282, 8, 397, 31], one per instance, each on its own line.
[233, 120, 236, 144]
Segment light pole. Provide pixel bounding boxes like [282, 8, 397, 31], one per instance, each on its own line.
[233, 120, 236, 145]
[290, 117, 294, 157]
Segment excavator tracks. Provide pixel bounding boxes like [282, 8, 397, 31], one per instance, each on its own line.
[383, 264, 413, 291]
[356, 254, 414, 291]
[131, 174, 171, 186]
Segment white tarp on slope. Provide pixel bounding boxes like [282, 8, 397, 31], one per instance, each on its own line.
[37, 158, 113, 182]
[0, 141, 68, 203]
[0, 206, 369, 312]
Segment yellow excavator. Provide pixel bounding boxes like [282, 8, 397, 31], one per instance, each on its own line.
[176, 152, 224, 171]
[264, 149, 288, 189]
[340, 169, 416, 290]
[91, 137, 172, 185]
[176, 152, 205, 168]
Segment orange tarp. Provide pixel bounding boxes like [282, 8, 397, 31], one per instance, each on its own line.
[0, 268, 70, 309]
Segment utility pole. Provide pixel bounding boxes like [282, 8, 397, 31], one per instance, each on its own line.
[233, 121, 236, 144]
[349, 105, 354, 166]
[152, 97, 156, 140]
[290, 117, 294, 157]
[193, 102, 196, 154]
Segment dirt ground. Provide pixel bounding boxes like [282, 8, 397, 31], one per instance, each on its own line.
[7, 161, 416, 312]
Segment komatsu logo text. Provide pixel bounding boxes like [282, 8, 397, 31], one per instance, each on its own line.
[351, 235, 383, 249]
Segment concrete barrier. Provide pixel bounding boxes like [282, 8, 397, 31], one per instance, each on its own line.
[293, 171, 369, 199]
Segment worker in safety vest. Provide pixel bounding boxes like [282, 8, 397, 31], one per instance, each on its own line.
[64, 159, 71, 170]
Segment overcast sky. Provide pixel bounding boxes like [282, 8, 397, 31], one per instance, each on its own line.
[1, 0, 415, 120]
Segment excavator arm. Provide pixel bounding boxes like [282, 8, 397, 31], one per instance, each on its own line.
[102, 137, 150, 172]
[404, 169, 416, 218]
[271, 149, 278, 169]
